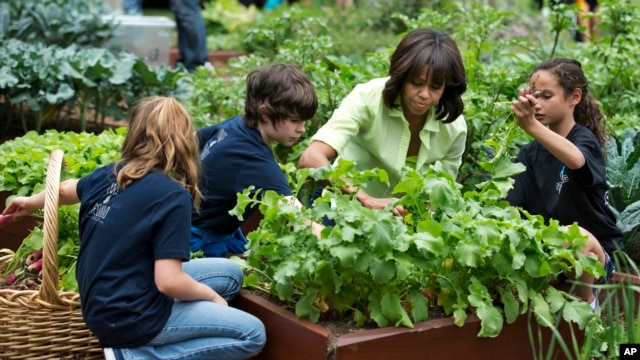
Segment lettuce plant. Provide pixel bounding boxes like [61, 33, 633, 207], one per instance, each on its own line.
[232, 130, 603, 339]
[0, 129, 126, 292]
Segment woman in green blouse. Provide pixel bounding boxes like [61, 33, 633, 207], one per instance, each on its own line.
[298, 28, 468, 217]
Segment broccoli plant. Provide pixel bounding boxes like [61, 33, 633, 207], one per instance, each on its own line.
[605, 129, 640, 262]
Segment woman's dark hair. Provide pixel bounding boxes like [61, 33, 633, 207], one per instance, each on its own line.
[383, 28, 467, 123]
[532, 57, 608, 149]
[244, 63, 318, 128]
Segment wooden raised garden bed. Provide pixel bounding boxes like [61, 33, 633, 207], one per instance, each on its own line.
[603, 270, 640, 315]
[169, 49, 242, 69]
[232, 290, 582, 360]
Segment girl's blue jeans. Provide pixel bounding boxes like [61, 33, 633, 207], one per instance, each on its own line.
[117, 258, 266, 359]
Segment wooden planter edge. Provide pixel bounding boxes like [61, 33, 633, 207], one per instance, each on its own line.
[233, 290, 582, 360]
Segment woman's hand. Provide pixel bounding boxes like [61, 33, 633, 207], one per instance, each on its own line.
[357, 191, 408, 217]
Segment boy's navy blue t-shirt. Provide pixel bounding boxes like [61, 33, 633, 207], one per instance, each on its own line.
[76, 164, 191, 348]
[192, 116, 292, 234]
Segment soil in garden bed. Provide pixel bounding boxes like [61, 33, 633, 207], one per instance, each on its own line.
[243, 288, 448, 339]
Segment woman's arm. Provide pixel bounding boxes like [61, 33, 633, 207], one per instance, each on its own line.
[298, 141, 407, 216]
[298, 141, 337, 169]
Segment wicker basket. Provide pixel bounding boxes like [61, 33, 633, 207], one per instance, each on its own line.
[0, 150, 102, 359]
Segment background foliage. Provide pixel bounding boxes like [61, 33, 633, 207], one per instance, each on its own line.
[1, 0, 640, 357]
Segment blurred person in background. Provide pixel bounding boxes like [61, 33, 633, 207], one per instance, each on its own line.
[575, 0, 600, 42]
[123, 0, 143, 15]
[170, 0, 208, 72]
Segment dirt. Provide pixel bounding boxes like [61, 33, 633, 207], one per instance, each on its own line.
[245, 288, 449, 337]
[244, 287, 451, 358]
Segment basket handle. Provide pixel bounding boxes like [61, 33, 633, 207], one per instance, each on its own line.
[39, 149, 65, 305]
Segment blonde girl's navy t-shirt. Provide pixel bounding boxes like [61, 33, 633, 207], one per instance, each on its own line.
[76, 164, 192, 348]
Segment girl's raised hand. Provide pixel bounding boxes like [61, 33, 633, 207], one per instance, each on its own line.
[511, 88, 541, 132]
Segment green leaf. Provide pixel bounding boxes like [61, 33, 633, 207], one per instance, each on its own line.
[242, 273, 262, 289]
[498, 288, 519, 324]
[407, 291, 428, 323]
[273, 260, 299, 283]
[394, 252, 414, 280]
[475, 304, 504, 337]
[368, 296, 389, 328]
[491, 252, 514, 276]
[369, 257, 395, 284]
[412, 221, 444, 254]
[560, 299, 593, 329]
[490, 155, 527, 179]
[0, 67, 19, 88]
[380, 290, 413, 328]
[295, 290, 319, 321]
[275, 282, 294, 300]
[362, 214, 395, 253]
[329, 245, 361, 267]
[45, 82, 74, 104]
[454, 242, 483, 268]
[619, 200, 640, 233]
[453, 307, 468, 327]
[530, 291, 555, 328]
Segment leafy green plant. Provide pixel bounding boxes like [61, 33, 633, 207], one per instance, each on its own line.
[605, 129, 640, 262]
[0, 129, 126, 292]
[0, 129, 125, 196]
[0, 0, 191, 136]
[0, 38, 190, 134]
[201, 0, 257, 51]
[2, 205, 81, 292]
[232, 128, 602, 344]
[579, 257, 640, 359]
[581, 0, 640, 119]
[4, 0, 116, 48]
